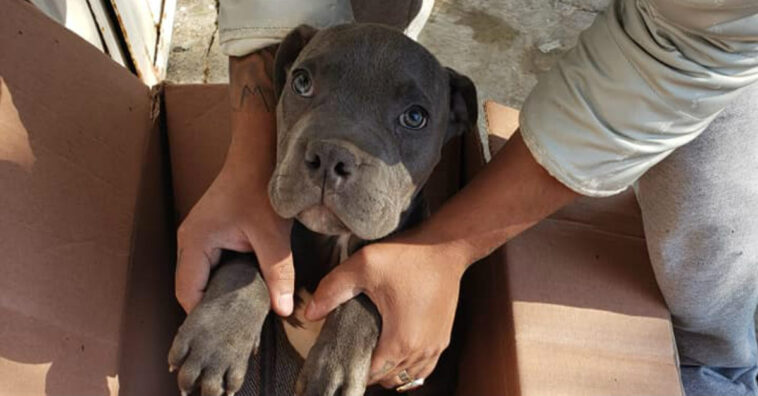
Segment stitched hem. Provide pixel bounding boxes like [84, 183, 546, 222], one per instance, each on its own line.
[519, 107, 629, 198]
[220, 27, 295, 43]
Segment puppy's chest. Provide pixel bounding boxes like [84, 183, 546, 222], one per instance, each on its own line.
[285, 231, 360, 358]
[283, 198, 429, 358]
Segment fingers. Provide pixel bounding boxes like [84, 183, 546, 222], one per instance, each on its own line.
[367, 335, 402, 385]
[305, 256, 364, 321]
[257, 250, 296, 316]
[376, 355, 440, 390]
[377, 356, 422, 389]
[377, 364, 408, 389]
[416, 357, 439, 384]
[370, 325, 443, 389]
[175, 245, 220, 313]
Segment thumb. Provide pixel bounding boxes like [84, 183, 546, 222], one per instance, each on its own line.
[175, 246, 220, 313]
[257, 248, 296, 316]
[305, 256, 364, 321]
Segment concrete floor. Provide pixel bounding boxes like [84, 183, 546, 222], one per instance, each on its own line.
[166, 0, 609, 112]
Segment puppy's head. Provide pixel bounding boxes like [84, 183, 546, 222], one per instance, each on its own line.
[269, 24, 477, 240]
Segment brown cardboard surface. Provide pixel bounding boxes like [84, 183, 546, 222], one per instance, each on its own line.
[456, 103, 682, 396]
[164, 84, 231, 221]
[116, 87, 183, 396]
[484, 100, 519, 152]
[0, 1, 180, 395]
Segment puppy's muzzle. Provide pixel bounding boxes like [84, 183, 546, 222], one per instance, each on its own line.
[304, 140, 359, 190]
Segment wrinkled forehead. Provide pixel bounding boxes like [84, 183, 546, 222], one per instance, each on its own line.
[295, 25, 448, 103]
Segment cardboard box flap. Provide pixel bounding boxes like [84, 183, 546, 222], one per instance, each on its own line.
[0, 1, 178, 395]
[457, 101, 682, 396]
[164, 84, 231, 221]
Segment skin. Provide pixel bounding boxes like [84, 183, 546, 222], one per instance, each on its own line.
[176, 30, 579, 390]
[175, 47, 296, 317]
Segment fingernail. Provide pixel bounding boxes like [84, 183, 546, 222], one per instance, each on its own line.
[278, 293, 293, 314]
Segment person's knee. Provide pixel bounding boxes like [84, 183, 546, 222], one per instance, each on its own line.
[681, 365, 758, 396]
[675, 324, 757, 368]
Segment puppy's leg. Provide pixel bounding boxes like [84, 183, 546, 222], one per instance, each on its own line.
[296, 295, 380, 396]
[168, 255, 270, 396]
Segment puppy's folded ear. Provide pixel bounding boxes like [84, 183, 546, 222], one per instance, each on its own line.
[445, 67, 479, 141]
[274, 25, 319, 99]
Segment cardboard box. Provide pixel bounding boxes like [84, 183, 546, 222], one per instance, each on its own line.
[0, 2, 181, 395]
[0, 2, 683, 395]
[456, 103, 683, 396]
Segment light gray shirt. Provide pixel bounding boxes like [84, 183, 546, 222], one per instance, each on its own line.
[218, 0, 432, 55]
[521, 0, 758, 196]
[219, 0, 758, 197]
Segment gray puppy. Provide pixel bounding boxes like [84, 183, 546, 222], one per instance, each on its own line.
[168, 24, 477, 396]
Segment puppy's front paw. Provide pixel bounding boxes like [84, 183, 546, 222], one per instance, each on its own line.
[295, 332, 374, 396]
[168, 262, 270, 396]
[295, 297, 380, 396]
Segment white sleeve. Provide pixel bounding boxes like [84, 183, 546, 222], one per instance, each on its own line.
[519, 0, 758, 197]
[218, 0, 354, 56]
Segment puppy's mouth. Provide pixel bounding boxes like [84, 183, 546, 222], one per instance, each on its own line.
[297, 204, 351, 236]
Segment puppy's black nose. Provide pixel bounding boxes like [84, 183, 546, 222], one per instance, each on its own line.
[304, 141, 358, 187]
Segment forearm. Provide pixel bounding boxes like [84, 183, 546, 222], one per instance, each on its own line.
[225, 47, 278, 186]
[415, 131, 578, 268]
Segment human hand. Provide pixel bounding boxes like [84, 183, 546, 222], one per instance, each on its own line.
[175, 157, 295, 316]
[175, 48, 296, 317]
[304, 230, 469, 389]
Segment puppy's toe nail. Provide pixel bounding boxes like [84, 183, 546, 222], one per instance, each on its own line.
[181, 392, 188, 396]
[169, 365, 177, 373]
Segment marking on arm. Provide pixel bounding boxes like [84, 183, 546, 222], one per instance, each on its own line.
[237, 84, 275, 113]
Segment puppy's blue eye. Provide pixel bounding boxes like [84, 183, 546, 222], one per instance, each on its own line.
[399, 106, 428, 130]
[292, 69, 313, 97]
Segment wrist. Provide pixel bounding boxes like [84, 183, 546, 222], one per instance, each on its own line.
[217, 149, 271, 195]
[406, 221, 477, 275]
[226, 47, 278, 182]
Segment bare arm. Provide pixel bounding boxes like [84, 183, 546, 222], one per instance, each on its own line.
[415, 130, 578, 270]
[175, 48, 296, 316]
